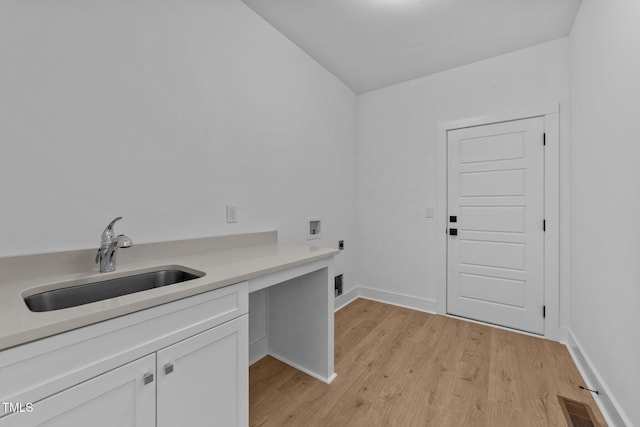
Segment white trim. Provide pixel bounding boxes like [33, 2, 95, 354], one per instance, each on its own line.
[334, 287, 359, 311]
[445, 313, 544, 338]
[338, 287, 544, 340]
[438, 103, 561, 132]
[566, 330, 630, 427]
[248, 258, 330, 293]
[543, 112, 564, 342]
[336, 285, 437, 314]
[358, 287, 437, 313]
[248, 336, 268, 366]
[248, 347, 338, 384]
[268, 351, 337, 384]
[436, 106, 563, 340]
[558, 102, 571, 332]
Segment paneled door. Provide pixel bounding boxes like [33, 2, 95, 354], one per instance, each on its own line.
[447, 117, 545, 334]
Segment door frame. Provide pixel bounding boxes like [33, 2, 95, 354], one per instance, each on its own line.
[436, 105, 562, 340]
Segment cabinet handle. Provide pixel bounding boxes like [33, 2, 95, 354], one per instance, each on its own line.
[164, 363, 174, 375]
[143, 372, 154, 385]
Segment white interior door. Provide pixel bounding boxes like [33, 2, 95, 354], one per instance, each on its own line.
[447, 117, 545, 334]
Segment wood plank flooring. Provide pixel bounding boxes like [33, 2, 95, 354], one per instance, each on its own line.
[249, 298, 606, 427]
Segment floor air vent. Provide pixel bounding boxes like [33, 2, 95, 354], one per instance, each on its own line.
[558, 396, 599, 427]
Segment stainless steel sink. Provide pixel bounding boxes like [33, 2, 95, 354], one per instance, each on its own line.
[25, 269, 204, 312]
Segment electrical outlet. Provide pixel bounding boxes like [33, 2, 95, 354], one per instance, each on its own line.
[226, 204, 238, 223]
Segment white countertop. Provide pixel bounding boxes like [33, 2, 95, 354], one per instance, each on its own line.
[0, 231, 338, 351]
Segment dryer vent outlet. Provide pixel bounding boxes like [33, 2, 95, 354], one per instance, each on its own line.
[334, 275, 343, 298]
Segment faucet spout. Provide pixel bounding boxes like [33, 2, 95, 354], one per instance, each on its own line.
[96, 218, 133, 272]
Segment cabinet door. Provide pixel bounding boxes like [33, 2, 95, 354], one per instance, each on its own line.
[0, 354, 155, 427]
[157, 315, 248, 427]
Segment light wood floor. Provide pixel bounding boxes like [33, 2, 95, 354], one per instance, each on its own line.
[249, 298, 606, 427]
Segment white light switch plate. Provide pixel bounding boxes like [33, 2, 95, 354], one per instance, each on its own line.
[425, 207, 434, 218]
[226, 204, 238, 223]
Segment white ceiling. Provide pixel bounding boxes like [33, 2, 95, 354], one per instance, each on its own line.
[240, 0, 582, 93]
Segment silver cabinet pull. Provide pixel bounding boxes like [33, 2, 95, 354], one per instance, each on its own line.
[164, 363, 174, 375]
[143, 372, 154, 385]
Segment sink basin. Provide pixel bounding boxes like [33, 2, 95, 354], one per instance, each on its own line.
[25, 268, 204, 312]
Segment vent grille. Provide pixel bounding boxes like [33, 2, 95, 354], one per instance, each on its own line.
[557, 396, 600, 427]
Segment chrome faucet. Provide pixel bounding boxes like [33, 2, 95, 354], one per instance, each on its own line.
[95, 217, 133, 272]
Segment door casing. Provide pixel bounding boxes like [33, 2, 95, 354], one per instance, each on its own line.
[436, 105, 562, 341]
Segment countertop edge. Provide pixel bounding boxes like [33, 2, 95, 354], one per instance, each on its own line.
[0, 238, 339, 352]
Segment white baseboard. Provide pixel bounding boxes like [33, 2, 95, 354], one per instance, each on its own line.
[249, 336, 268, 366]
[334, 285, 437, 314]
[269, 351, 337, 384]
[566, 330, 630, 427]
[334, 287, 359, 311]
[249, 344, 337, 385]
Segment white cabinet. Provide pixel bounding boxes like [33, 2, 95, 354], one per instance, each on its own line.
[157, 315, 248, 427]
[0, 282, 249, 427]
[0, 354, 156, 427]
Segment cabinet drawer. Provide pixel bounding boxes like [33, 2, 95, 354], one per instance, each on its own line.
[0, 282, 248, 417]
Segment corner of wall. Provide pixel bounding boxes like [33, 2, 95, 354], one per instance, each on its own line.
[334, 286, 359, 311]
[565, 329, 631, 427]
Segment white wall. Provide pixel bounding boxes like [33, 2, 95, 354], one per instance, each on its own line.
[0, 0, 356, 285]
[569, 1, 640, 425]
[356, 39, 570, 309]
[5, 1, 635, 422]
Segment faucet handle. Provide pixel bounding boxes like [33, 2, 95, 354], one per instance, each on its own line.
[106, 217, 123, 231]
[101, 217, 123, 245]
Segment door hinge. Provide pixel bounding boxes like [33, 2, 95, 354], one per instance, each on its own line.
[543, 133, 546, 146]
[543, 305, 546, 318]
[543, 219, 546, 232]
